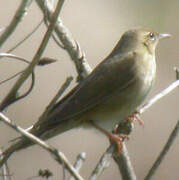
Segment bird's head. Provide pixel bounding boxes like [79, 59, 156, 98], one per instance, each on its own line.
[118, 28, 171, 55]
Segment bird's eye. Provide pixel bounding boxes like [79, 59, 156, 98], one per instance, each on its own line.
[149, 32, 155, 40]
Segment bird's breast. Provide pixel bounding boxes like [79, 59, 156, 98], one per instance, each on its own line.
[82, 54, 156, 132]
[140, 54, 156, 87]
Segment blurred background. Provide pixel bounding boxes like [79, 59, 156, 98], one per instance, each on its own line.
[0, 0, 178, 179]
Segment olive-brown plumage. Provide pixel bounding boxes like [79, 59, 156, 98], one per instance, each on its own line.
[0, 28, 170, 167]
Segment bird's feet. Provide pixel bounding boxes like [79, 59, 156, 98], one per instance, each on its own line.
[126, 111, 144, 127]
[89, 121, 128, 155]
[108, 133, 129, 155]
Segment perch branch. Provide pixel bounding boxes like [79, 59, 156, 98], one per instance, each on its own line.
[139, 80, 179, 114]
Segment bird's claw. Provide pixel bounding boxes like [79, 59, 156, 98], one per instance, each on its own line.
[109, 134, 129, 155]
[126, 111, 144, 127]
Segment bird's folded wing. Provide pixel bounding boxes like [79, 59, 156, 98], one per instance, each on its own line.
[40, 52, 139, 126]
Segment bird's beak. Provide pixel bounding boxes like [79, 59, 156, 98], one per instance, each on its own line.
[158, 33, 171, 39]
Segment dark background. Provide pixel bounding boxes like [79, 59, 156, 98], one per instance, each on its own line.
[0, 0, 178, 179]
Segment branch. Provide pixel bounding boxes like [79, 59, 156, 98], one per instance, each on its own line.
[89, 145, 113, 180]
[36, 0, 92, 81]
[0, 112, 84, 180]
[69, 152, 86, 180]
[113, 144, 136, 180]
[0, 0, 65, 111]
[0, 149, 12, 180]
[0, 0, 33, 48]
[138, 79, 179, 114]
[144, 120, 179, 180]
[6, 19, 43, 54]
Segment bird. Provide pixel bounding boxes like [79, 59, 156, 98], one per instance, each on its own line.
[0, 28, 170, 167]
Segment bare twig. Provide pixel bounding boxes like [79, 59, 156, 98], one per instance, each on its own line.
[113, 144, 136, 180]
[0, 0, 33, 48]
[0, 149, 12, 180]
[144, 120, 179, 180]
[0, 71, 23, 86]
[69, 152, 86, 180]
[0, 53, 36, 106]
[6, 19, 43, 54]
[138, 79, 179, 114]
[36, 0, 92, 81]
[0, 53, 56, 66]
[89, 146, 113, 180]
[0, 0, 65, 111]
[0, 112, 84, 180]
[0, 149, 6, 180]
[0, 53, 56, 86]
[0, 52, 30, 64]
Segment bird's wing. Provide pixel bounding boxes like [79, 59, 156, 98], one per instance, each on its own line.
[43, 51, 139, 125]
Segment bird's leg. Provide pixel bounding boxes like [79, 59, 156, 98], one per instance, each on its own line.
[126, 111, 144, 127]
[89, 121, 128, 155]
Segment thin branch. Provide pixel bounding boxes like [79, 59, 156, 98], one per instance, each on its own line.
[89, 146, 113, 180]
[69, 152, 86, 180]
[0, 53, 36, 106]
[6, 19, 43, 54]
[36, 0, 92, 81]
[0, 112, 84, 180]
[0, 52, 30, 64]
[0, 54, 56, 86]
[138, 79, 179, 114]
[0, 71, 23, 86]
[0, 0, 65, 111]
[113, 144, 136, 180]
[0, 149, 6, 180]
[0, 149, 12, 180]
[144, 120, 179, 180]
[0, 53, 56, 66]
[0, 0, 33, 48]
